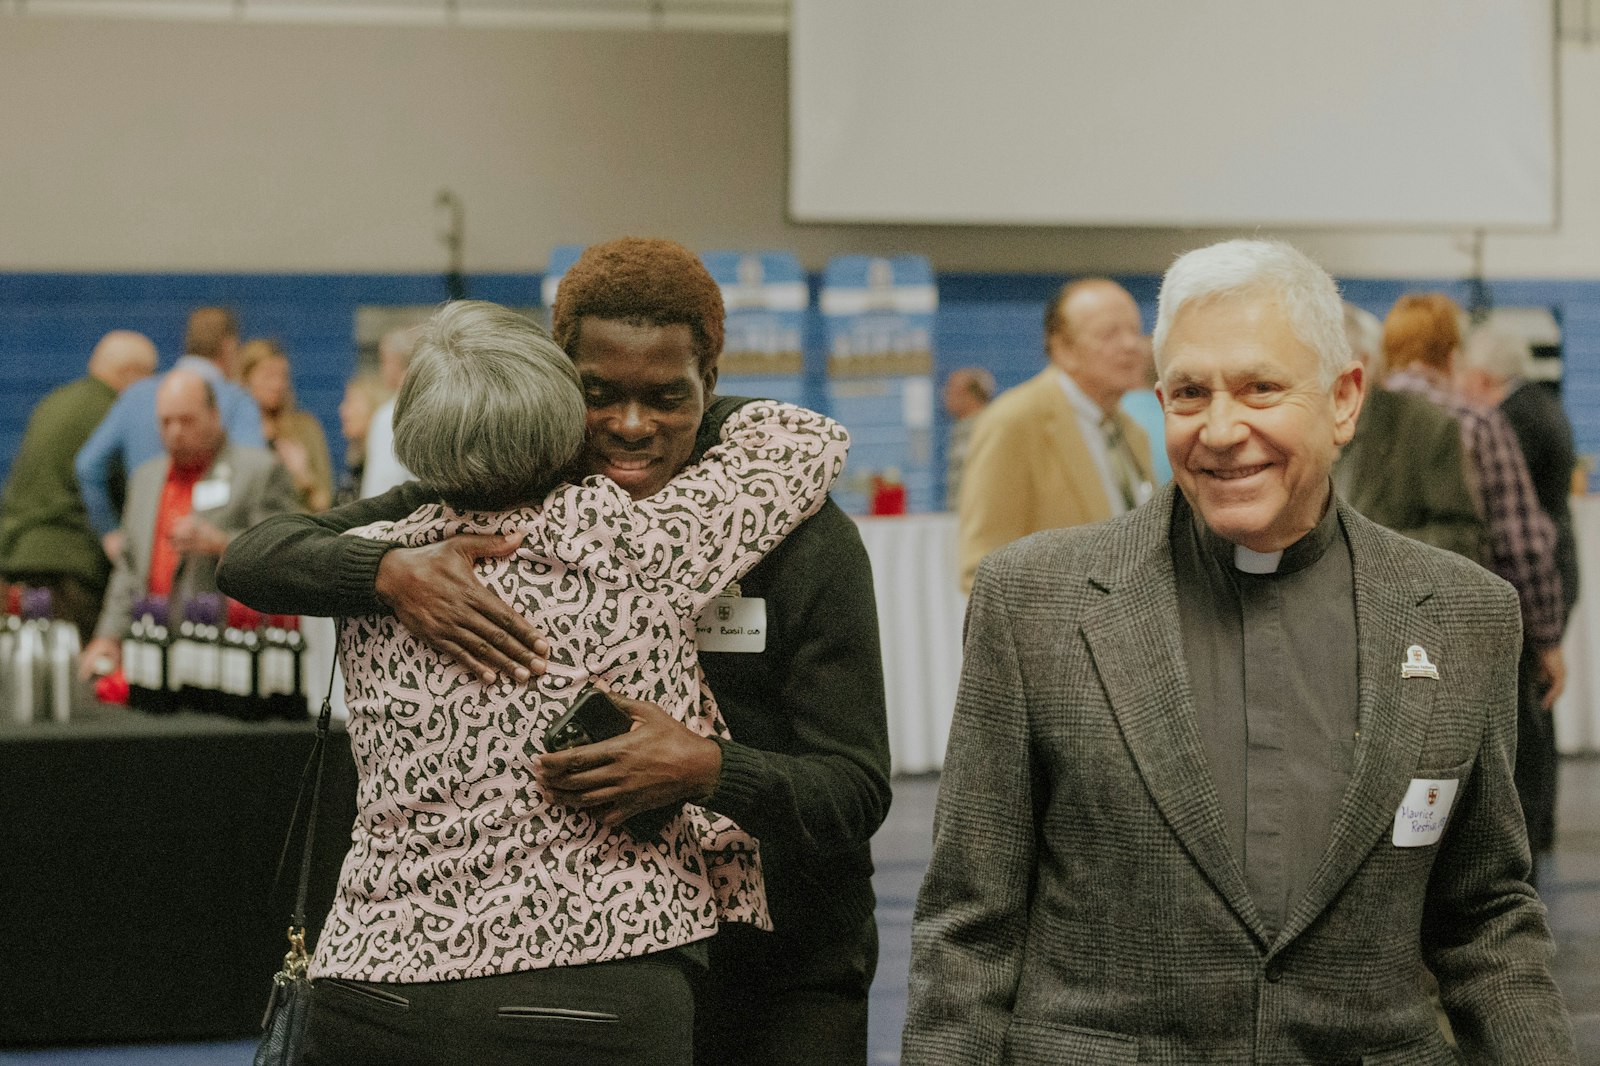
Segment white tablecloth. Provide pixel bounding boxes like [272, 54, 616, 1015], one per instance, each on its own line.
[1555, 496, 1600, 754]
[853, 513, 965, 774]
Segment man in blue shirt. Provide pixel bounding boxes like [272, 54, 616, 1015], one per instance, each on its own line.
[76, 306, 264, 558]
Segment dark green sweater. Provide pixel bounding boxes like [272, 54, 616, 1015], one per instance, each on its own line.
[0, 376, 118, 586]
[217, 397, 892, 941]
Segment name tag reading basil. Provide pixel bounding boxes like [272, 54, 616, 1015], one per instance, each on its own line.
[695, 595, 767, 653]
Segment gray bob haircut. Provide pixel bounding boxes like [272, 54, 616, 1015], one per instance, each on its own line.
[1461, 325, 1535, 382]
[394, 300, 586, 510]
[1153, 239, 1352, 388]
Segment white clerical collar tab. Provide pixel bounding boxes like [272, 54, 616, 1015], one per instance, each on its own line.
[1233, 545, 1283, 574]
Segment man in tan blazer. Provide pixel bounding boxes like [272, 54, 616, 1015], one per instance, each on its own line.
[906, 240, 1574, 1063]
[956, 278, 1156, 590]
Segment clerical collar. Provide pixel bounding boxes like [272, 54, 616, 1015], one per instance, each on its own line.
[1233, 544, 1282, 574]
[1191, 484, 1341, 577]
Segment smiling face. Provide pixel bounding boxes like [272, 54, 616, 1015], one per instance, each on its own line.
[1158, 293, 1363, 552]
[570, 316, 716, 499]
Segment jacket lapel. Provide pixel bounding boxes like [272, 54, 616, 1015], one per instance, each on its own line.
[129, 457, 170, 587]
[1037, 373, 1113, 521]
[1080, 489, 1269, 945]
[1273, 504, 1439, 950]
[175, 445, 232, 603]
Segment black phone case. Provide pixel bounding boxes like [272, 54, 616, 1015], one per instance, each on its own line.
[544, 687, 631, 751]
[544, 686, 682, 838]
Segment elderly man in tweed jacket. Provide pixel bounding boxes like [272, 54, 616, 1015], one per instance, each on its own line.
[902, 240, 1574, 1065]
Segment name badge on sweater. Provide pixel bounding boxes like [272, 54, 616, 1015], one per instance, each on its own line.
[193, 479, 231, 511]
[1392, 777, 1461, 847]
[695, 595, 767, 653]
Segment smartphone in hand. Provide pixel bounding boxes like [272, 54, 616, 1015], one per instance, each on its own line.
[544, 686, 631, 751]
[543, 685, 681, 837]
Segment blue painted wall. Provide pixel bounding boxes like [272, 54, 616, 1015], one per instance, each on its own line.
[6, 270, 1600, 502]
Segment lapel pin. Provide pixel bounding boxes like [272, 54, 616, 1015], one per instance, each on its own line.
[1400, 644, 1439, 680]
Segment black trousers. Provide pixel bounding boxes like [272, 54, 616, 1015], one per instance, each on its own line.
[1514, 643, 1559, 860]
[302, 950, 696, 1066]
[694, 915, 878, 1066]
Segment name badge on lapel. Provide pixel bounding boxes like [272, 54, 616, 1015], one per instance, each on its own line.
[1400, 645, 1438, 680]
[695, 585, 767, 653]
[193, 478, 231, 511]
[1392, 777, 1461, 847]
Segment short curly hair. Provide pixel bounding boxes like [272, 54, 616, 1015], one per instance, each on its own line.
[551, 237, 725, 375]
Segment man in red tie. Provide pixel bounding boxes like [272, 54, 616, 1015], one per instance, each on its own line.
[81, 369, 300, 677]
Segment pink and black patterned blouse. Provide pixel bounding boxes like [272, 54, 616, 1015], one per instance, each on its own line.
[312, 401, 848, 983]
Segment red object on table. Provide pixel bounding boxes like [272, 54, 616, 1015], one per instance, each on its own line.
[870, 477, 907, 516]
[225, 598, 263, 631]
[95, 670, 130, 705]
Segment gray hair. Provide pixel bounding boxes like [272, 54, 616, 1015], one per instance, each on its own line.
[394, 301, 586, 510]
[1153, 239, 1351, 388]
[1342, 303, 1384, 367]
[1461, 325, 1535, 383]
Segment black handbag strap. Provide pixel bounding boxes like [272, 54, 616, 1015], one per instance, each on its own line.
[272, 653, 340, 960]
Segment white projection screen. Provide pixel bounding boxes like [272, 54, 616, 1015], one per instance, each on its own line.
[789, 1, 1557, 229]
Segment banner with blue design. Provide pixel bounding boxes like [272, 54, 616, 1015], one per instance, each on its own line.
[701, 251, 808, 406]
[821, 255, 938, 514]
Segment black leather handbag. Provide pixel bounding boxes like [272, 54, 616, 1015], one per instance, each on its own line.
[255, 674, 335, 1066]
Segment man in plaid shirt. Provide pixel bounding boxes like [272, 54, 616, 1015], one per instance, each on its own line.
[1382, 292, 1565, 873]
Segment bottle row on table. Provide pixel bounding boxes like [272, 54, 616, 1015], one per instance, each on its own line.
[119, 592, 308, 721]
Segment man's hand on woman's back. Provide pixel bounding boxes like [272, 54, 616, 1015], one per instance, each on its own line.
[373, 532, 549, 683]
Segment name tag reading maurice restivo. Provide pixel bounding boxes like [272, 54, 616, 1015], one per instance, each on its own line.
[1392, 777, 1461, 847]
[695, 594, 767, 653]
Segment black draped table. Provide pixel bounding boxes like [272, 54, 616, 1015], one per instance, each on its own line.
[0, 704, 357, 1047]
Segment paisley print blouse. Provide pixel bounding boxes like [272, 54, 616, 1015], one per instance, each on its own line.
[312, 401, 848, 982]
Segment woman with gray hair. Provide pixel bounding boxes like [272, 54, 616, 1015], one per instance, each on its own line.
[300, 300, 849, 1066]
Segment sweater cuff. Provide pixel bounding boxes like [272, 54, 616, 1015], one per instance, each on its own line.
[337, 536, 398, 613]
[705, 738, 766, 822]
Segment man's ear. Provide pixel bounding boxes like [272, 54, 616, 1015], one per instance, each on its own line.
[702, 365, 719, 396]
[1330, 361, 1365, 447]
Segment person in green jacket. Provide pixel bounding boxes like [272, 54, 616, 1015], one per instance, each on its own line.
[0, 330, 157, 640]
[1332, 303, 1486, 562]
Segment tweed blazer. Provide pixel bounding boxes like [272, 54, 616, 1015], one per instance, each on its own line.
[957, 368, 1155, 591]
[95, 441, 300, 640]
[904, 484, 1574, 1065]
